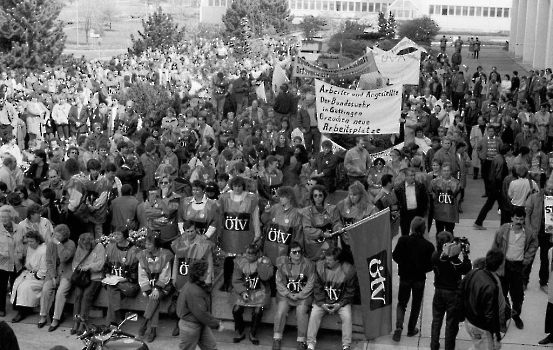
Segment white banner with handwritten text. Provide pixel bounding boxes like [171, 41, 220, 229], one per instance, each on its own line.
[315, 79, 401, 135]
[370, 47, 421, 85]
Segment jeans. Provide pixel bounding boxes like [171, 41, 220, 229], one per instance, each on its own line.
[73, 281, 101, 320]
[213, 98, 225, 119]
[307, 304, 352, 347]
[303, 127, 321, 154]
[523, 234, 552, 286]
[396, 278, 425, 332]
[465, 319, 494, 350]
[499, 260, 524, 317]
[430, 288, 460, 350]
[55, 124, 69, 139]
[481, 159, 492, 194]
[40, 277, 71, 320]
[106, 285, 122, 324]
[274, 299, 309, 341]
[144, 298, 161, 327]
[179, 319, 218, 350]
[475, 189, 500, 226]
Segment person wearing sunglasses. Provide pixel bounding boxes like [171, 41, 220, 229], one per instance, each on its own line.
[178, 180, 218, 243]
[300, 184, 343, 262]
[142, 176, 180, 250]
[272, 242, 315, 350]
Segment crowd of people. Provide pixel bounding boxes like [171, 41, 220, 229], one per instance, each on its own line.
[0, 31, 553, 350]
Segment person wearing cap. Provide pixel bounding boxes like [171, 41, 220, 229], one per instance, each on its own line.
[171, 222, 216, 337]
[104, 227, 140, 326]
[311, 140, 338, 193]
[232, 70, 251, 116]
[299, 93, 320, 154]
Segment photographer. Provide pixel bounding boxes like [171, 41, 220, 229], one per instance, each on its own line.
[430, 231, 472, 350]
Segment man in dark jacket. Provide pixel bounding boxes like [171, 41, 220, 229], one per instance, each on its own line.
[431, 231, 472, 350]
[459, 249, 504, 350]
[311, 140, 338, 193]
[394, 168, 428, 236]
[273, 84, 293, 128]
[392, 217, 435, 342]
[474, 144, 510, 230]
[306, 247, 357, 350]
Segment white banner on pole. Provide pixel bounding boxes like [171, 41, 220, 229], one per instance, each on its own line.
[370, 47, 421, 85]
[315, 79, 401, 135]
[390, 37, 428, 54]
[272, 64, 289, 94]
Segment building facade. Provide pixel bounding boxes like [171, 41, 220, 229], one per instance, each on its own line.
[509, 0, 553, 70]
[200, 0, 513, 32]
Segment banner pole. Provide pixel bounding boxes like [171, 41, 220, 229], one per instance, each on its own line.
[326, 208, 390, 238]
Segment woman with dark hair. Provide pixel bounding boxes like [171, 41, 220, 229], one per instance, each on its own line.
[10, 231, 47, 323]
[70, 232, 105, 335]
[230, 243, 273, 345]
[261, 186, 302, 266]
[171, 222, 216, 336]
[299, 184, 344, 261]
[26, 149, 49, 186]
[137, 233, 174, 343]
[104, 227, 140, 326]
[7, 192, 25, 223]
[218, 176, 261, 292]
[176, 260, 223, 350]
[14, 185, 35, 207]
[178, 180, 219, 243]
[39, 224, 75, 331]
[40, 188, 61, 225]
[367, 157, 393, 198]
[23, 178, 42, 205]
[283, 144, 308, 187]
[20, 203, 54, 243]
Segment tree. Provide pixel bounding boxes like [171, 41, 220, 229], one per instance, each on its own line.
[386, 12, 397, 39]
[129, 7, 185, 55]
[0, 0, 66, 68]
[99, 0, 119, 30]
[117, 81, 172, 125]
[222, 0, 292, 38]
[377, 12, 386, 35]
[398, 15, 440, 42]
[327, 20, 370, 58]
[299, 15, 326, 39]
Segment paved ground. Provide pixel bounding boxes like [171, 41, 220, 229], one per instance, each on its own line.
[2, 47, 545, 350]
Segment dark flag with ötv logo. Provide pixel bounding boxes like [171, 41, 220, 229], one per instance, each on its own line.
[349, 209, 393, 340]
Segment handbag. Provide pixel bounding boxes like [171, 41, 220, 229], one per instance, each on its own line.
[117, 281, 140, 297]
[70, 249, 93, 288]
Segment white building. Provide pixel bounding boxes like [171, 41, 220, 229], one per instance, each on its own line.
[509, 0, 553, 70]
[199, 0, 513, 33]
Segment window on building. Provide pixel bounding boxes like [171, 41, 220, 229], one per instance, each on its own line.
[496, 7, 502, 17]
[382, 3, 386, 12]
[435, 5, 441, 15]
[375, 3, 380, 12]
[503, 8, 509, 17]
[336, 1, 340, 10]
[290, 0, 295, 9]
[355, 2, 360, 11]
[462, 6, 468, 16]
[215, 0, 220, 6]
[476, 6, 482, 16]
[361, 2, 367, 11]
[208, 0, 213, 6]
[429, 5, 434, 14]
[483, 7, 488, 16]
[442, 6, 448, 15]
[455, 6, 461, 15]
[469, 6, 475, 16]
[489, 7, 495, 17]
[316, 1, 321, 9]
[322, 1, 328, 10]
[329, 0, 334, 10]
[449, 6, 455, 15]
[312, 0, 316, 9]
[348, 1, 353, 11]
[368, 2, 374, 11]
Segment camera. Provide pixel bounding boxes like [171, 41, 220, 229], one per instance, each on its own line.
[441, 236, 470, 259]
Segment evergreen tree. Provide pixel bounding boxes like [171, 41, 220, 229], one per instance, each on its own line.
[129, 7, 185, 56]
[299, 15, 326, 39]
[377, 12, 387, 35]
[232, 17, 253, 58]
[386, 12, 397, 39]
[0, 0, 66, 68]
[222, 0, 291, 38]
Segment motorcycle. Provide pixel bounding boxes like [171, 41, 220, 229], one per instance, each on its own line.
[77, 312, 149, 350]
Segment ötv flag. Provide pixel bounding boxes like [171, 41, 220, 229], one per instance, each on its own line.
[349, 209, 393, 340]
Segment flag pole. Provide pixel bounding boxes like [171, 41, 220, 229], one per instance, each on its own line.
[318, 208, 391, 242]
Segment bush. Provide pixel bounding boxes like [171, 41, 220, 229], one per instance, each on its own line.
[397, 15, 440, 43]
[116, 82, 172, 125]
